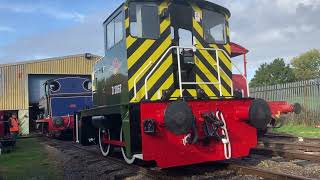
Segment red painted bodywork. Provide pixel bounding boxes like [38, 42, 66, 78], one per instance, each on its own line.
[231, 42, 249, 78]
[232, 74, 249, 97]
[232, 74, 298, 117]
[268, 101, 296, 118]
[140, 99, 257, 168]
[36, 115, 74, 136]
[102, 138, 125, 147]
[230, 42, 298, 117]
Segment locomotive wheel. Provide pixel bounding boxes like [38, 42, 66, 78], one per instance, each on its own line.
[120, 128, 135, 164]
[99, 128, 114, 156]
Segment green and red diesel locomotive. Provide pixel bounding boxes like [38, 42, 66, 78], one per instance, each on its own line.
[76, 0, 299, 168]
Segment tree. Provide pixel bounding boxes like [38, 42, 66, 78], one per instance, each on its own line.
[291, 49, 320, 81]
[250, 58, 296, 87]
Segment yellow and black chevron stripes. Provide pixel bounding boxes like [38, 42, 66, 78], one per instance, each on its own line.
[225, 14, 231, 44]
[194, 35, 233, 96]
[169, 89, 197, 100]
[125, 1, 173, 102]
[191, 2, 233, 97]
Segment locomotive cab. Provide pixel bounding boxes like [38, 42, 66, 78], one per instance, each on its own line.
[36, 77, 93, 138]
[81, 0, 272, 168]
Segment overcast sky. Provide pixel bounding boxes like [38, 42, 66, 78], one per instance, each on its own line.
[0, 0, 319, 80]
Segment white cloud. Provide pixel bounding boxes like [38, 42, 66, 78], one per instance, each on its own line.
[275, 0, 320, 13]
[0, 26, 14, 32]
[0, 2, 86, 23]
[44, 9, 86, 23]
[0, 1, 319, 80]
[0, 11, 109, 62]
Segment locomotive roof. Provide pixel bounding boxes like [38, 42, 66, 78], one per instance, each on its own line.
[104, 0, 230, 24]
[126, 0, 230, 17]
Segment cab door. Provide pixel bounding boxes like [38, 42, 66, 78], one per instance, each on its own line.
[191, 3, 233, 98]
[169, 2, 197, 94]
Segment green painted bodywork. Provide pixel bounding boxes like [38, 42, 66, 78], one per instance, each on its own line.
[94, 5, 128, 107]
[91, 5, 133, 155]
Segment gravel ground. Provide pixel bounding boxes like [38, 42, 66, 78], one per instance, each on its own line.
[257, 159, 320, 179]
[42, 139, 263, 180]
[43, 138, 320, 180]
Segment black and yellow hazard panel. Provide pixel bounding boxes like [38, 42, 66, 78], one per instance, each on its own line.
[125, 1, 174, 103]
[190, 2, 233, 98]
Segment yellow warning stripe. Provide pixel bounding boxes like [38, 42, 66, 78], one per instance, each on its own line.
[195, 39, 232, 89]
[150, 74, 174, 100]
[133, 54, 172, 101]
[126, 36, 137, 49]
[197, 57, 230, 96]
[125, 17, 129, 29]
[159, 1, 168, 14]
[193, 18, 203, 37]
[160, 19, 170, 34]
[127, 19, 170, 69]
[226, 25, 230, 40]
[196, 74, 215, 97]
[187, 89, 197, 97]
[170, 90, 181, 100]
[224, 43, 231, 54]
[128, 40, 155, 69]
[190, 2, 202, 15]
[128, 35, 171, 91]
[210, 44, 232, 71]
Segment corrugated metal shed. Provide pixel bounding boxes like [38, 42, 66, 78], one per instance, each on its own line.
[0, 54, 100, 110]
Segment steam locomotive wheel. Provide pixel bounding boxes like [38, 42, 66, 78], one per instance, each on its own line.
[120, 128, 135, 164]
[99, 128, 113, 156]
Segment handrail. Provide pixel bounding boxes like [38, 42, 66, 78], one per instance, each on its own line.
[201, 48, 235, 96]
[144, 46, 179, 99]
[134, 61, 153, 100]
[231, 61, 250, 97]
[141, 46, 235, 100]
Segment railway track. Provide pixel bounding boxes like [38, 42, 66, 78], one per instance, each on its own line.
[43, 138, 163, 180]
[40, 137, 318, 180]
[226, 164, 314, 180]
[263, 133, 320, 144]
[255, 133, 320, 162]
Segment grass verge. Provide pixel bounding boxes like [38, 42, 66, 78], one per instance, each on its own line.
[0, 138, 61, 180]
[273, 125, 320, 138]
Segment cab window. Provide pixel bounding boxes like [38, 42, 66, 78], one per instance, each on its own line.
[107, 13, 124, 49]
[107, 20, 115, 49]
[203, 10, 226, 44]
[129, 3, 159, 39]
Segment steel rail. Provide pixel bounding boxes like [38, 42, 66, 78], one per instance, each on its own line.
[44, 138, 168, 180]
[263, 133, 320, 144]
[258, 141, 320, 152]
[227, 164, 316, 180]
[251, 147, 320, 162]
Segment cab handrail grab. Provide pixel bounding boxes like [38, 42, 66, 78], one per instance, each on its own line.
[140, 46, 234, 100]
[133, 61, 153, 100]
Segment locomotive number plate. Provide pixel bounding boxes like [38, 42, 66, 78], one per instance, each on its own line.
[111, 84, 122, 95]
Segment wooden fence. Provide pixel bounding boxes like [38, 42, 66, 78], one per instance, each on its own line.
[250, 79, 320, 125]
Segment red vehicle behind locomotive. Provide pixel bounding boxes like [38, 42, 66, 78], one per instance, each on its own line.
[230, 43, 301, 128]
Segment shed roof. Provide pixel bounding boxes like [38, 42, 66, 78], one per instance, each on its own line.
[0, 53, 101, 68]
